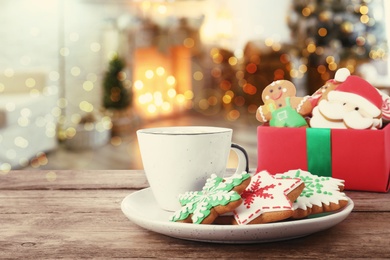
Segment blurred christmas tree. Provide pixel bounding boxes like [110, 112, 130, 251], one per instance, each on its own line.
[103, 56, 131, 110]
[287, 0, 388, 94]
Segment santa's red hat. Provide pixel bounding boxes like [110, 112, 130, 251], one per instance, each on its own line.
[328, 75, 382, 117]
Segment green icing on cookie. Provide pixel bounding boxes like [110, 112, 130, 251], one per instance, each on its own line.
[279, 169, 336, 198]
[169, 172, 250, 224]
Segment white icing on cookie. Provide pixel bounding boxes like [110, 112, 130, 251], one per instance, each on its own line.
[296, 95, 309, 113]
[334, 68, 350, 82]
[343, 110, 375, 129]
[233, 170, 303, 225]
[310, 105, 346, 129]
[274, 169, 348, 211]
[310, 99, 380, 129]
[257, 106, 267, 122]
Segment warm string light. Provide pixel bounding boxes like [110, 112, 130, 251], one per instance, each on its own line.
[0, 71, 61, 172]
[0, 2, 197, 171]
[134, 64, 188, 118]
[195, 47, 255, 121]
[2, 0, 388, 173]
[287, 0, 388, 95]
[131, 13, 195, 119]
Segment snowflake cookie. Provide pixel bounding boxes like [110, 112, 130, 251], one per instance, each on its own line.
[275, 169, 349, 219]
[233, 170, 305, 225]
[169, 172, 251, 224]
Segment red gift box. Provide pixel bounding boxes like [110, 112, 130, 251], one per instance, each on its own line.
[257, 124, 390, 192]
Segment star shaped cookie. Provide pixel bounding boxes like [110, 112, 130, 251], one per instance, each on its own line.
[233, 170, 304, 225]
[275, 169, 349, 219]
[170, 172, 251, 224]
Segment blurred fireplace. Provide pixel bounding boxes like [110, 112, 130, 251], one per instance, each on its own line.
[130, 18, 196, 120]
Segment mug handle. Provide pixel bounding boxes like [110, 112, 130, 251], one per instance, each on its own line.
[231, 143, 249, 174]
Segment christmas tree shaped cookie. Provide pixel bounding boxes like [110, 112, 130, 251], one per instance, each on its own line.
[169, 172, 251, 224]
[275, 169, 349, 219]
[233, 170, 305, 225]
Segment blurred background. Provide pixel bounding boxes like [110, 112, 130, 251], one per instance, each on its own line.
[0, 0, 389, 172]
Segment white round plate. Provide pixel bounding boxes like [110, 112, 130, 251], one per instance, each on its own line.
[121, 188, 354, 244]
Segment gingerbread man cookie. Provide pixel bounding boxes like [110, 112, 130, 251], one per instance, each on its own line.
[233, 170, 304, 225]
[169, 172, 251, 224]
[275, 169, 349, 219]
[256, 80, 312, 127]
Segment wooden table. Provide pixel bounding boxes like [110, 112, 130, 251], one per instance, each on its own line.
[1, 170, 389, 259]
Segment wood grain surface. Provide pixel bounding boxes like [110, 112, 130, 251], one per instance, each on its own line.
[1, 170, 389, 259]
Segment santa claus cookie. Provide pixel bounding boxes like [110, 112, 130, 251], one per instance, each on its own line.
[233, 170, 304, 225]
[310, 72, 383, 130]
[275, 169, 349, 219]
[169, 172, 251, 224]
[256, 80, 312, 127]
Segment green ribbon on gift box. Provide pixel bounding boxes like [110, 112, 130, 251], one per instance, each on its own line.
[306, 128, 332, 177]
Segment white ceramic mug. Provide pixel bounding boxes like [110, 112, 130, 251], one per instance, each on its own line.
[137, 126, 249, 211]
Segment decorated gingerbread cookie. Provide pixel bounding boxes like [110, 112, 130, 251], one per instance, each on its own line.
[233, 170, 304, 225]
[310, 73, 383, 130]
[310, 68, 350, 108]
[169, 172, 251, 224]
[275, 169, 349, 219]
[256, 80, 312, 127]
